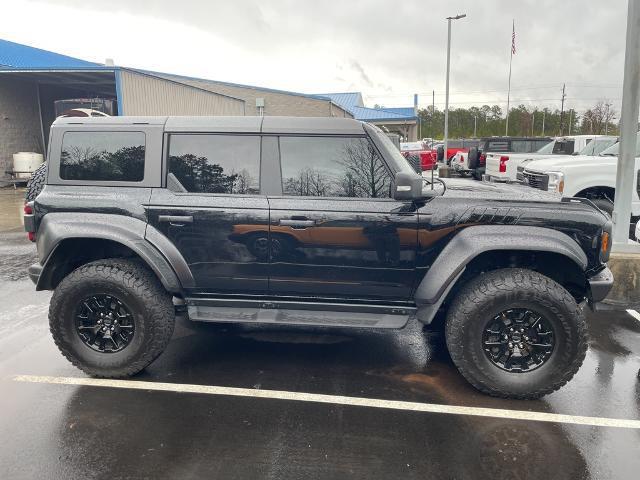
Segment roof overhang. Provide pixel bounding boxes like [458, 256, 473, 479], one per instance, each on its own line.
[0, 68, 116, 96]
[367, 118, 417, 124]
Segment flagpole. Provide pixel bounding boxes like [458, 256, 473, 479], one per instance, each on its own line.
[505, 19, 514, 136]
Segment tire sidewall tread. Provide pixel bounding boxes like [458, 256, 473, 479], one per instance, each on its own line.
[445, 268, 587, 399]
[49, 258, 175, 377]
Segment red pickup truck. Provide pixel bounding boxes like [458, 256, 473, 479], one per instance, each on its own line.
[400, 141, 437, 171]
[436, 139, 482, 164]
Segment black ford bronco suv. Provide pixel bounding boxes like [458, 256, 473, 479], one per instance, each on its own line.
[24, 115, 614, 399]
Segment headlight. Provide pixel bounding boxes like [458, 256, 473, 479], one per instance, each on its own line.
[546, 171, 565, 194]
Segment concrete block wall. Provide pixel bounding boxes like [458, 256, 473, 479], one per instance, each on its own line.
[0, 78, 42, 181]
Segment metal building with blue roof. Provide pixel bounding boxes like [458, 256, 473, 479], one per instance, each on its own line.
[319, 92, 418, 141]
[0, 38, 416, 180]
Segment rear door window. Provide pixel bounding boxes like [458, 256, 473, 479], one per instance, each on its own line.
[60, 131, 145, 181]
[510, 140, 532, 152]
[167, 134, 260, 194]
[485, 140, 510, 152]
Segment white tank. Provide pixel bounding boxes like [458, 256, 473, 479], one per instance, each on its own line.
[13, 152, 44, 179]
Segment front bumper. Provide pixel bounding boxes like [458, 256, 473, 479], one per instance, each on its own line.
[588, 266, 614, 304]
[28, 263, 42, 286]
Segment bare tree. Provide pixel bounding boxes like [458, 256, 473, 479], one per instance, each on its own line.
[231, 168, 256, 194]
[581, 100, 617, 134]
[339, 140, 391, 198]
[283, 168, 332, 196]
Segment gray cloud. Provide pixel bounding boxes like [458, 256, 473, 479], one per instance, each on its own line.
[348, 59, 373, 88]
[31, 0, 628, 111]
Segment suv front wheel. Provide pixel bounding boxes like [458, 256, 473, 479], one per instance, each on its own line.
[445, 268, 587, 399]
[49, 259, 175, 377]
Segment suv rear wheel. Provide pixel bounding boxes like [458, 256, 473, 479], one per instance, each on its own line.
[49, 259, 175, 377]
[445, 268, 587, 399]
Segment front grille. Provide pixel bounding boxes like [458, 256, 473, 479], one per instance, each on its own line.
[522, 170, 549, 190]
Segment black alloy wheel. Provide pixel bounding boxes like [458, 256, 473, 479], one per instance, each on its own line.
[482, 308, 555, 372]
[76, 294, 135, 353]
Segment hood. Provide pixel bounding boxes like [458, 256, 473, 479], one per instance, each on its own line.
[523, 154, 615, 173]
[439, 178, 560, 201]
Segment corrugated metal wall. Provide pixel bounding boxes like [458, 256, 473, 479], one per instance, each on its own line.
[119, 70, 245, 116]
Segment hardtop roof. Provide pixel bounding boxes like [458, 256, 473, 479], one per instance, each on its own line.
[53, 115, 366, 135]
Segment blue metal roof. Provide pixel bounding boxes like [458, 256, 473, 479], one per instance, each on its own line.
[316, 93, 364, 113]
[318, 92, 416, 121]
[0, 38, 100, 68]
[350, 106, 416, 122]
[378, 107, 416, 117]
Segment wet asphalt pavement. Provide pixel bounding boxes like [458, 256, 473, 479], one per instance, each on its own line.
[0, 188, 639, 479]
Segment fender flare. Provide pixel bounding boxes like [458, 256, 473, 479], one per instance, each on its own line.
[414, 225, 588, 323]
[36, 213, 194, 293]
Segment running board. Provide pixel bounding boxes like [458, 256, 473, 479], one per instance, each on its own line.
[185, 298, 415, 329]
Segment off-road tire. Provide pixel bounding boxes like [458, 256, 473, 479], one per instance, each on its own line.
[445, 268, 587, 399]
[49, 258, 175, 377]
[407, 155, 421, 174]
[591, 198, 614, 217]
[467, 147, 480, 170]
[25, 162, 47, 202]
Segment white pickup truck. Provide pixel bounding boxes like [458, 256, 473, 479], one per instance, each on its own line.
[485, 135, 612, 181]
[520, 135, 639, 217]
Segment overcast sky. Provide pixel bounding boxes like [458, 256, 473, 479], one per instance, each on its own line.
[2, 0, 629, 113]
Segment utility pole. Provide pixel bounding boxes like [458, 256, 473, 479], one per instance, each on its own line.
[443, 13, 466, 173]
[505, 19, 515, 136]
[531, 112, 534, 136]
[559, 83, 566, 135]
[542, 110, 546, 136]
[432, 90, 435, 148]
[568, 109, 573, 135]
[474, 115, 477, 137]
[612, 0, 640, 246]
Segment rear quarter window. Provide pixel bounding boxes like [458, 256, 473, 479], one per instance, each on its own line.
[59, 131, 145, 181]
[485, 141, 510, 152]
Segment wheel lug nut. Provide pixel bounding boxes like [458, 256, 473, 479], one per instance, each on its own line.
[519, 343, 524, 348]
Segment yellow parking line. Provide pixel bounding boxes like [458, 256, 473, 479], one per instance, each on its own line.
[12, 374, 640, 429]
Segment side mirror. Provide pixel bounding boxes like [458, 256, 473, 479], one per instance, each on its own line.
[393, 171, 423, 201]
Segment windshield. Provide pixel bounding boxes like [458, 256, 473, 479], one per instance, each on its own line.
[535, 140, 555, 154]
[599, 133, 640, 157]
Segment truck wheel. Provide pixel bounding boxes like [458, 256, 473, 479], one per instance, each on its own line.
[25, 162, 47, 202]
[49, 259, 175, 377]
[445, 268, 587, 399]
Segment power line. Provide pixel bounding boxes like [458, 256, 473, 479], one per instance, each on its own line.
[364, 84, 622, 99]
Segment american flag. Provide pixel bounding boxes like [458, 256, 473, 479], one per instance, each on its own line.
[511, 20, 516, 55]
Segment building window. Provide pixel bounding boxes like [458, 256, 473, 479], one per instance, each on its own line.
[279, 136, 392, 198]
[60, 131, 145, 181]
[168, 134, 260, 194]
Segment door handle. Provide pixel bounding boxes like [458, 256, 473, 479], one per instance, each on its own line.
[158, 215, 193, 225]
[279, 219, 316, 228]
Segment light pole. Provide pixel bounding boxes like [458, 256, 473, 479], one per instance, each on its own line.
[443, 13, 466, 174]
